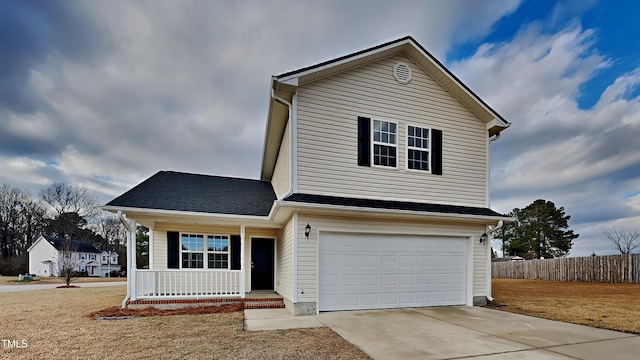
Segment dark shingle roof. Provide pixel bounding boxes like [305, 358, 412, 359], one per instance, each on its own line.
[44, 236, 101, 253]
[283, 193, 507, 218]
[105, 171, 276, 216]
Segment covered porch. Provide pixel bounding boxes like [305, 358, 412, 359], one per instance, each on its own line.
[117, 211, 282, 307]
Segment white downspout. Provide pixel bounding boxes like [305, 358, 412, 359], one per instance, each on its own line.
[485, 220, 504, 301]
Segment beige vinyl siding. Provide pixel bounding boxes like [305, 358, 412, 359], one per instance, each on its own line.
[295, 214, 487, 303]
[271, 121, 291, 199]
[473, 239, 488, 298]
[296, 55, 487, 207]
[151, 223, 277, 292]
[276, 216, 294, 300]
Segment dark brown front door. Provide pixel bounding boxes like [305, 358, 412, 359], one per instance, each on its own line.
[251, 238, 274, 290]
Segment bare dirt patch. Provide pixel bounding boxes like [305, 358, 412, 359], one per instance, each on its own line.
[1, 285, 370, 359]
[492, 278, 640, 334]
[90, 303, 243, 318]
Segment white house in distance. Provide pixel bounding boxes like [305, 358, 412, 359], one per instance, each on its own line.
[104, 36, 512, 314]
[27, 235, 121, 277]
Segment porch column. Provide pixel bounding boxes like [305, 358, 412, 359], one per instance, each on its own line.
[240, 225, 245, 298]
[129, 219, 137, 301]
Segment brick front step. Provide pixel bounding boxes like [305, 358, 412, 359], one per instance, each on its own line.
[244, 301, 285, 309]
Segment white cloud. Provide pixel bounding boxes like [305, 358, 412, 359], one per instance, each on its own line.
[1, 0, 521, 204]
[453, 21, 640, 257]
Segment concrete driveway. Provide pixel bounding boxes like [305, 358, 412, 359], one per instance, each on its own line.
[316, 307, 640, 359]
[246, 306, 640, 359]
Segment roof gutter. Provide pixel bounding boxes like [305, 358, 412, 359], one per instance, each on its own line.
[487, 220, 504, 235]
[271, 87, 292, 116]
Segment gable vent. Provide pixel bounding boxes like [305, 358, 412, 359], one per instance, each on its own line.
[393, 62, 412, 84]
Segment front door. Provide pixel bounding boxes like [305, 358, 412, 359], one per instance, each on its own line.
[251, 238, 274, 290]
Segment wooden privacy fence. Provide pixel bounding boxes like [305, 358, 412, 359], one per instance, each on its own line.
[492, 254, 640, 283]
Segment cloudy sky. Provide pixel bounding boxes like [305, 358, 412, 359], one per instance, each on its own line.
[1, 0, 639, 257]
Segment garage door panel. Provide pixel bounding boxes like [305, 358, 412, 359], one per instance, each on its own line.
[319, 232, 467, 311]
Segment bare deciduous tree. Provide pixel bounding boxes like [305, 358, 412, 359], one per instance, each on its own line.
[39, 182, 100, 219]
[57, 239, 80, 286]
[93, 213, 126, 251]
[0, 184, 46, 261]
[604, 227, 640, 254]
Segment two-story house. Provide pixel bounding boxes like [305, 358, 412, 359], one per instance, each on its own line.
[28, 236, 104, 277]
[100, 251, 121, 277]
[104, 36, 511, 315]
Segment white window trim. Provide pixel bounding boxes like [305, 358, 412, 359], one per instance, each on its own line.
[371, 118, 399, 169]
[406, 124, 432, 173]
[179, 233, 231, 270]
[206, 234, 231, 270]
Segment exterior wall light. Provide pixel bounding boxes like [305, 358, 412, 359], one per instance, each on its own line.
[479, 233, 488, 244]
[305, 223, 311, 239]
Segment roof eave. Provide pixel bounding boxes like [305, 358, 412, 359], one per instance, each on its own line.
[273, 200, 513, 223]
[102, 205, 279, 227]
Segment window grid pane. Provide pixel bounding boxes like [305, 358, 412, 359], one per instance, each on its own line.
[182, 252, 204, 268]
[374, 144, 397, 167]
[373, 119, 397, 167]
[408, 149, 429, 170]
[407, 126, 430, 171]
[207, 235, 229, 252]
[181, 234, 204, 251]
[373, 120, 397, 145]
[208, 253, 229, 269]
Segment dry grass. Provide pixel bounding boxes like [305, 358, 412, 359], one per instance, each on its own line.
[0, 275, 125, 285]
[492, 278, 640, 334]
[0, 285, 370, 359]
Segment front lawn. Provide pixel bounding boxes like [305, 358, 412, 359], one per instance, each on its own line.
[0, 285, 369, 359]
[0, 275, 125, 285]
[492, 278, 640, 334]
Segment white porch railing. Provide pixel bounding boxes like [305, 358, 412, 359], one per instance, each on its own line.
[134, 269, 243, 299]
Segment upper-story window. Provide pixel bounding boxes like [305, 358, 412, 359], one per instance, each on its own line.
[358, 116, 443, 175]
[372, 119, 397, 167]
[407, 125, 430, 172]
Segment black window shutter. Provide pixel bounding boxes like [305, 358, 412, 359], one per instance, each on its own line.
[431, 129, 443, 175]
[167, 231, 179, 269]
[230, 235, 241, 270]
[357, 116, 371, 166]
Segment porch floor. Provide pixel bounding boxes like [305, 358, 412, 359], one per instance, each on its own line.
[126, 291, 284, 310]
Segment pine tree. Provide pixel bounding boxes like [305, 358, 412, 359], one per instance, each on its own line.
[497, 199, 578, 258]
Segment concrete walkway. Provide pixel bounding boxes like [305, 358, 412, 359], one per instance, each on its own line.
[0, 281, 126, 293]
[244, 306, 640, 359]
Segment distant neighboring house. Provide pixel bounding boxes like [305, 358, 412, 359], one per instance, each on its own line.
[27, 236, 121, 277]
[491, 256, 525, 262]
[105, 36, 511, 314]
[100, 250, 121, 277]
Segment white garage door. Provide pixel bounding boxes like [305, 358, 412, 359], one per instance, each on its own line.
[319, 232, 467, 311]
